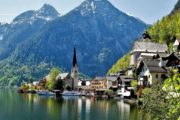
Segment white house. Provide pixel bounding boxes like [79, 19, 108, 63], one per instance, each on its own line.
[130, 41, 168, 66]
[106, 76, 118, 89]
[136, 59, 167, 86]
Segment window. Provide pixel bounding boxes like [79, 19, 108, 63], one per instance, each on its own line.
[156, 74, 158, 78]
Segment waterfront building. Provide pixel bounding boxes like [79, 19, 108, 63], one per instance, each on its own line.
[90, 77, 107, 90]
[106, 76, 118, 89]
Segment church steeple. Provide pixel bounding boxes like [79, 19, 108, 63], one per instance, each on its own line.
[72, 48, 78, 90]
[73, 48, 77, 67]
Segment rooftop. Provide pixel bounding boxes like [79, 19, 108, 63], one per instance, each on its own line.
[144, 59, 167, 73]
[93, 76, 106, 81]
[131, 41, 168, 54]
[173, 39, 180, 46]
[57, 73, 69, 79]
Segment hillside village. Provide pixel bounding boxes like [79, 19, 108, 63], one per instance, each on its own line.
[19, 31, 180, 100]
[1, 0, 180, 120]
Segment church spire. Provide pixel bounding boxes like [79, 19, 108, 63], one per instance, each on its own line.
[73, 48, 77, 67]
[72, 48, 78, 90]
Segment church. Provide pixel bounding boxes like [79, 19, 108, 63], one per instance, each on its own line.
[71, 48, 79, 90]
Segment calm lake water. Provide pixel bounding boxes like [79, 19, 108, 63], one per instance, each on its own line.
[0, 89, 146, 120]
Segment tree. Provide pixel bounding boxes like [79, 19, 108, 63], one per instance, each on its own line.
[45, 67, 60, 90]
[54, 79, 64, 91]
[131, 80, 138, 92]
[20, 82, 29, 90]
[107, 54, 130, 75]
[141, 69, 180, 120]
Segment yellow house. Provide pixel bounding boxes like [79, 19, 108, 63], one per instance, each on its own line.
[90, 77, 107, 90]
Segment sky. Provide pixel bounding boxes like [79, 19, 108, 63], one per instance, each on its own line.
[0, 0, 178, 24]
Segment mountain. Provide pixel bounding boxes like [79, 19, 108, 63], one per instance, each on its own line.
[0, 0, 147, 86]
[0, 4, 60, 60]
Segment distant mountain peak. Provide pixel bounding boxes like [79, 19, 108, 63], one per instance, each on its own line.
[75, 0, 116, 16]
[86, 0, 107, 2]
[37, 3, 60, 17]
[13, 3, 60, 24]
[41, 3, 54, 9]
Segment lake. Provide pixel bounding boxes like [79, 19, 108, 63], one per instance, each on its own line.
[0, 90, 145, 120]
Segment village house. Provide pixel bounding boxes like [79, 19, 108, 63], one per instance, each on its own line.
[106, 75, 133, 90]
[78, 80, 91, 91]
[136, 58, 167, 87]
[37, 79, 47, 90]
[161, 53, 180, 71]
[128, 32, 168, 76]
[106, 76, 118, 89]
[90, 77, 107, 90]
[130, 41, 168, 66]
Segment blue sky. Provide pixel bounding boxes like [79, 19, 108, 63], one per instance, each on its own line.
[0, 0, 177, 24]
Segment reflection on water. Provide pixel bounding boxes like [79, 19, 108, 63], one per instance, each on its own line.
[0, 90, 146, 120]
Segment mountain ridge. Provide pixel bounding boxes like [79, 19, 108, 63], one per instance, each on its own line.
[0, 1, 147, 86]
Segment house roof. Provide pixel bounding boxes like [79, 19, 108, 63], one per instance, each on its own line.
[145, 60, 167, 73]
[57, 73, 69, 79]
[106, 75, 133, 82]
[173, 39, 180, 46]
[93, 76, 106, 81]
[131, 41, 168, 54]
[119, 76, 133, 82]
[162, 53, 180, 67]
[144, 59, 160, 67]
[137, 59, 167, 74]
[148, 66, 167, 73]
[106, 76, 117, 81]
[162, 52, 180, 60]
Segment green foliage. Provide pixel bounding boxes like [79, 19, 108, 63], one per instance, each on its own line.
[0, 61, 51, 87]
[107, 53, 130, 75]
[20, 82, 29, 90]
[141, 70, 180, 120]
[164, 69, 180, 92]
[105, 89, 114, 95]
[148, 11, 180, 49]
[49, 68, 60, 81]
[131, 80, 138, 92]
[141, 82, 171, 120]
[29, 84, 36, 91]
[45, 67, 60, 90]
[54, 79, 64, 90]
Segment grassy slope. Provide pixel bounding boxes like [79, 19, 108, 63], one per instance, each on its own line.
[107, 53, 130, 75]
